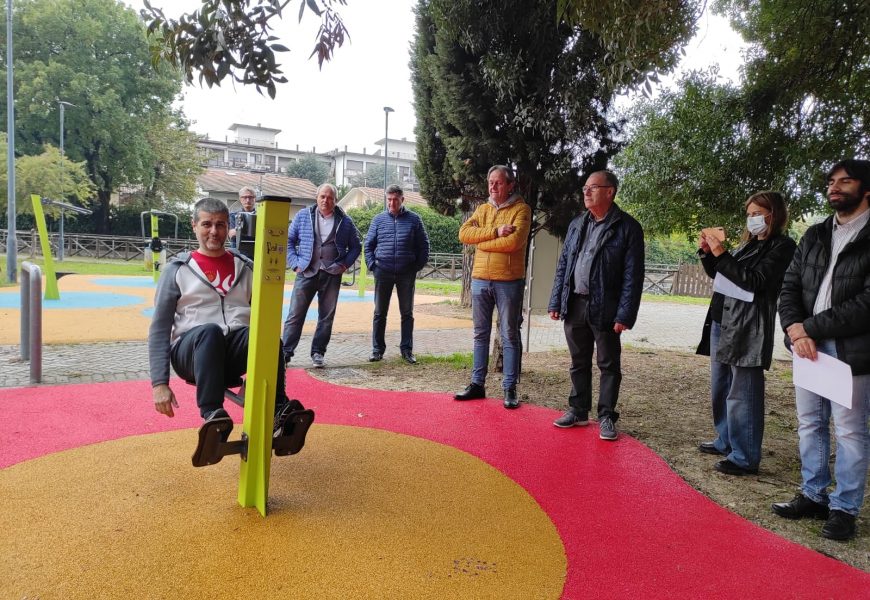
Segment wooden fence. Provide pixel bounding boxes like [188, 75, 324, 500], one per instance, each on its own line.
[671, 263, 713, 297]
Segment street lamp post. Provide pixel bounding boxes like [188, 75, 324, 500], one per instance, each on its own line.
[383, 106, 394, 210]
[56, 100, 75, 262]
[6, 0, 16, 283]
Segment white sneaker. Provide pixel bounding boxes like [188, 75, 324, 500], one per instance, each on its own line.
[311, 353, 325, 368]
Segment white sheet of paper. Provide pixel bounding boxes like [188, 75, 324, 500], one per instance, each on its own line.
[713, 272, 754, 302]
[793, 352, 853, 409]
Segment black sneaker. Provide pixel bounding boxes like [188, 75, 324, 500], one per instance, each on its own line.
[554, 410, 589, 428]
[204, 408, 233, 442]
[503, 388, 519, 409]
[822, 510, 857, 541]
[369, 352, 383, 362]
[771, 493, 830, 520]
[273, 401, 294, 438]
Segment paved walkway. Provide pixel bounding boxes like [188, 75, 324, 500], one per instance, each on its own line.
[1, 300, 789, 388]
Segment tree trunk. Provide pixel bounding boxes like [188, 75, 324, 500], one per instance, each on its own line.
[94, 188, 112, 234]
[460, 244, 474, 308]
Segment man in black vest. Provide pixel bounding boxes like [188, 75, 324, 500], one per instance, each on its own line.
[281, 183, 361, 368]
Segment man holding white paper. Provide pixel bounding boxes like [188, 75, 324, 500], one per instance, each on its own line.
[775, 158, 870, 542]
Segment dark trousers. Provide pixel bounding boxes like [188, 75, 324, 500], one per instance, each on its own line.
[372, 271, 416, 354]
[171, 324, 287, 418]
[563, 294, 622, 421]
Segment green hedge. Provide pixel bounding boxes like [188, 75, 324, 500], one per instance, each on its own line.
[645, 235, 697, 265]
[347, 205, 462, 254]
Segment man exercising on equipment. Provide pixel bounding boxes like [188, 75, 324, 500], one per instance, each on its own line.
[148, 197, 292, 439]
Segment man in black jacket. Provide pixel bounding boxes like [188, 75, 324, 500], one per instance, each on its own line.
[774, 159, 870, 541]
[547, 170, 645, 441]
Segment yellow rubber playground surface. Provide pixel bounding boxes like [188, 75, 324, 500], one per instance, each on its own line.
[0, 274, 470, 345]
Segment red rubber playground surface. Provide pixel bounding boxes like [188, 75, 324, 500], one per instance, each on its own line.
[2, 371, 869, 598]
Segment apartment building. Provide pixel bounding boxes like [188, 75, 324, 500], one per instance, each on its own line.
[197, 123, 419, 191]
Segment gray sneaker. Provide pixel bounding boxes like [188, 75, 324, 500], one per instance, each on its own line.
[311, 353, 325, 368]
[599, 416, 617, 440]
[553, 410, 589, 428]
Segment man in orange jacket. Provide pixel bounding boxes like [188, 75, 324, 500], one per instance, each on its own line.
[454, 165, 531, 409]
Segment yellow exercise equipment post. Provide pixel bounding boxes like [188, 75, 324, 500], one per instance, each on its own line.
[30, 194, 61, 300]
[237, 194, 293, 516]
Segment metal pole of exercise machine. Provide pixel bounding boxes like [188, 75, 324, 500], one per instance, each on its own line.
[237, 194, 293, 516]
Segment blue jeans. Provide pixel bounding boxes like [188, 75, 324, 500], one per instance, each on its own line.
[281, 270, 341, 358]
[372, 271, 416, 354]
[795, 339, 870, 516]
[709, 321, 765, 469]
[470, 278, 524, 391]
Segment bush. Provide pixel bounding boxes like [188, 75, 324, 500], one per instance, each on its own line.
[347, 205, 462, 254]
[645, 235, 697, 265]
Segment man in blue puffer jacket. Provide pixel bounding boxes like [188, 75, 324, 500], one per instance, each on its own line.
[364, 185, 430, 364]
[281, 183, 361, 367]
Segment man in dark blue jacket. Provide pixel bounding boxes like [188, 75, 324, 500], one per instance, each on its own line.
[281, 183, 361, 368]
[547, 170, 645, 441]
[364, 185, 430, 364]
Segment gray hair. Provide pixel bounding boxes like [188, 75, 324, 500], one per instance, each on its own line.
[386, 184, 404, 197]
[193, 197, 229, 222]
[487, 164, 516, 184]
[317, 182, 338, 199]
[589, 170, 619, 193]
[238, 186, 256, 197]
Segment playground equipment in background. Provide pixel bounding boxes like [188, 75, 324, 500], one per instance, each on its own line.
[30, 194, 91, 300]
[233, 210, 256, 260]
[141, 210, 178, 282]
[42, 197, 93, 263]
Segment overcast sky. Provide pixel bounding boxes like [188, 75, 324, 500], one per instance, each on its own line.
[127, 1, 747, 153]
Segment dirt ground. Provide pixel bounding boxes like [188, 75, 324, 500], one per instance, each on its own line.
[314, 302, 869, 573]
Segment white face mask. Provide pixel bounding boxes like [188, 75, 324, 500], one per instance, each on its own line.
[746, 214, 767, 236]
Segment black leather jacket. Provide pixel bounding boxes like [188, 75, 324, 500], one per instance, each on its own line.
[779, 215, 870, 375]
[697, 234, 797, 369]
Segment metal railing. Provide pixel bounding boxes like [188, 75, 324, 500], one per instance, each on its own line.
[0, 229, 199, 262]
[20, 261, 42, 384]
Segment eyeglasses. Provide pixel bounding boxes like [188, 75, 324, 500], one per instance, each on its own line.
[240, 195, 256, 200]
[582, 185, 613, 193]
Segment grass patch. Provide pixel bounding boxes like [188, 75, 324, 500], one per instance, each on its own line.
[4, 256, 152, 278]
[416, 352, 472, 368]
[643, 293, 709, 306]
[336, 274, 460, 297]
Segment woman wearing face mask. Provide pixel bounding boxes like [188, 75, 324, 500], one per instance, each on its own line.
[695, 191, 797, 475]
